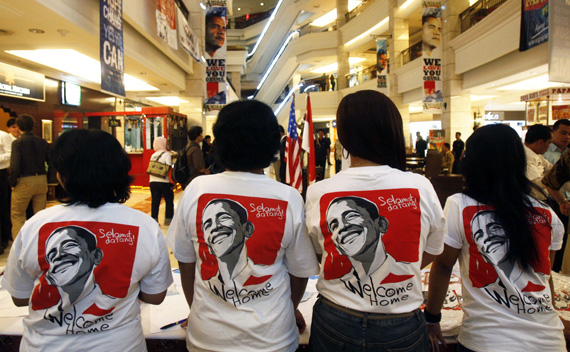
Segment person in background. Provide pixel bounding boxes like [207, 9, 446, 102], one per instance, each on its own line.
[167, 100, 319, 352]
[315, 130, 331, 181]
[329, 74, 336, 91]
[183, 126, 209, 189]
[1, 129, 172, 351]
[0, 118, 19, 251]
[149, 136, 174, 226]
[451, 132, 464, 174]
[202, 134, 212, 168]
[334, 138, 343, 174]
[543, 119, 570, 272]
[441, 142, 454, 174]
[415, 132, 427, 157]
[8, 114, 49, 239]
[426, 124, 565, 352]
[305, 90, 445, 351]
[523, 124, 552, 201]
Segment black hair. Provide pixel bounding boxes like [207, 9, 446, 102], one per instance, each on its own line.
[336, 90, 405, 171]
[50, 129, 133, 208]
[279, 125, 285, 134]
[204, 199, 248, 224]
[552, 119, 570, 131]
[6, 118, 17, 128]
[188, 126, 203, 141]
[525, 124, 552, 144]
[328, 196, 379, 221]
[462, 124, 542, 270]
[212, 100, 280, 171]
[204, 135, 211, 141]
[48, 226, 97, 251]
[16, 114, 34, 132]
[443, 142, 451, 149]
[456, 131, 461, 136]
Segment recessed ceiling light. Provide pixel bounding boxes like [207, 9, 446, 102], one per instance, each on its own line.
[260, 2, 264, 5]
[237, 7, 241, 10]
[28, 29, 45, 34]
[0, 29, 14, 36]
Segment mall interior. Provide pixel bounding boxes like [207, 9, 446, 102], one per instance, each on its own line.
[0, 0, 569, 350]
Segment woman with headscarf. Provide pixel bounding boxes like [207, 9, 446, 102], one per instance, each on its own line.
[149, 136, 174, 225]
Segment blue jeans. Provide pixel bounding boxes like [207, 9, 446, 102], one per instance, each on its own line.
[309, 297, 429, 352]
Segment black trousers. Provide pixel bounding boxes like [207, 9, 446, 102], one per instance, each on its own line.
[150, 182, 174, 221]
[0, 169, 10, 245]
[547, 197, 569, 272]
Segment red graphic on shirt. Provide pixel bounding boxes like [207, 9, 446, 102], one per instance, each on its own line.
[196, 194, 287, 284]
[318, 189, 422, 280]
[31, 222, 138, 314]
[463, 205, 552, 289]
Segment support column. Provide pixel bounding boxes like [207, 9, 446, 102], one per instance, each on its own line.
[442, 0, 472, 141]
[389, 0, 410, 148]
[336, 0, 349, 91]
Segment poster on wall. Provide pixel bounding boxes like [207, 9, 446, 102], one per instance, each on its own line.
[99, 0, 125, 97]
[376, 39, 388, 90]
[553, 105, 570, 120]
[205, 1, 227, 108]
[548, 0, 570, 83]
[520, 0, 548, 52]
[157, 0, 178, 50]
[429, 129, 445, 152]
[0, 62, 45, 101]
[177, 7, 200, 62]
[422, 0, 443, 114]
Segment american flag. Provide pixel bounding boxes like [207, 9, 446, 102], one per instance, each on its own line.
[285, 95, 302, 192]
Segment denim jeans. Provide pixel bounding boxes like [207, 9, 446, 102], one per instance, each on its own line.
[309, 297, 429, 352]
[456, 342, 475, 352]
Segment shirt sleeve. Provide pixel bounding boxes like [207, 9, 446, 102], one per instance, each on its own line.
[139, 228, 174, 294]
[422, 180, 445, 255]
[0, 134, 12, 163]
[442, 195, 465, 249]
[549, 207, 564, 251]
[1, 234, 36, 299]
[543, 149, 570, 190]
[283, 192, 320, 278]
[166, 189, 197, 263]
[304, 185, 323, 255]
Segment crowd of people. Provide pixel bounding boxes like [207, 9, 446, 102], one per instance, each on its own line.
[1, 91, 570, 352]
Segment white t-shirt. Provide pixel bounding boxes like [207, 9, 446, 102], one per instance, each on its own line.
[149, 150, 172, 184]
[1, 203, 173, 352]
[443, 193, 565, 352]
[305, 166, 445, 313]
[166, 171, 319, 352]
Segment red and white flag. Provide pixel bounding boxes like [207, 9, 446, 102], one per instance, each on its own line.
[302, 94, 316, 186]
[285, 95, 302, 192]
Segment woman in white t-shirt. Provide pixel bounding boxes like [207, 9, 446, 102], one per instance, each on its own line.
[426, 124, 566, 352]
[1, 129, 173, 351]
[149, 136, 174, 225]
[305, 90, 445, 351]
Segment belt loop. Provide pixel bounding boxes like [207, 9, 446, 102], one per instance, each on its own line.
[362, 312, 368, 328]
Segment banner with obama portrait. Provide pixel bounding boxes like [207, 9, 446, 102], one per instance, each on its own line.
[422, 0, 443, 114]
[205, 1, 227, 108]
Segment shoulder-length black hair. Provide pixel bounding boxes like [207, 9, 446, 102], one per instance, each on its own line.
[336, 90, 406, 171]
[212, 100, 280, 171]
[50, 129, 133, 208]
[462, 124, 541, 270]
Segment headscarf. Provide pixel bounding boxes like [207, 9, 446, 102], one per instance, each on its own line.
[153, 137, 167, 152]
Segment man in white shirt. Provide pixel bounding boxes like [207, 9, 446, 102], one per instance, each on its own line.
[0, 118, 20, 250]
[523, 124, 553, 200]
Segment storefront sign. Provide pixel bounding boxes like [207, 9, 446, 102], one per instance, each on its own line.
[0, 62, 45, 101]
[520, 0, 549, 52]
[549, 0, 570, 83]
[205, 1, 227, 108]
[422, 0, 443, 114]
[521, 88, 570, 102]
[100, 0, 125, 97]
[376, 39, 388, 90]
[484, 112, 500, 120]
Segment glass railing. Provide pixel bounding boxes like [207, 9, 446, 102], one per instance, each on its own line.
[459, 0, 507, 33]
[401, 41, 422, 65]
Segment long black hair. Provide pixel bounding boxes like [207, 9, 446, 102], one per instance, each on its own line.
[462, 124, 541, 270]
[336, 90, 406, 171]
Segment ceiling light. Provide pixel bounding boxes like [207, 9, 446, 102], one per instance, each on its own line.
[145, 96, 188, 106]
[256, 31, 298, 90]
[496, 74, 565, 91]
[400, 0, 416, 10]
[6, 49, 158, 91]
[470, 95, 496, 101]
[28, 29, 45, 34]
[345, 17, 389, 47]
[409, 106, 423, 113]
[310, 57, 366, 74]
[310, 0, 362, 27]
[237, 7, 241, 10]
[260, 2, 264, 5]
[247, 0, 285, 59]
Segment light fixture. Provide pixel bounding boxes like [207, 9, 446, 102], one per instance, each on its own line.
[409, 106, 423, 113]
[495, 74, 565, 91]
[310, 0, 362, 27]
[470, 95, 496, 101]
[303, 84, 317, 92]
[247, 0, 285, 59]
[199, 2, 206, 10]
[256, 31, 298, 90]
[237, 7, 241, 10]
[558, 94, 563, 103]
[260, 2, 264, 5]
[28, 28, 45, 34]
[345, 17, 389, 47]
[310, 57, 366, 74]
[400, 0, 416, 10]
[145, 96, 188, 106]
[6, 49, 159, 91]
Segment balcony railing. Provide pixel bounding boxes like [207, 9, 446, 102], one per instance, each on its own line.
[459, 0, 507, 33]
[401, 41, 422, 66]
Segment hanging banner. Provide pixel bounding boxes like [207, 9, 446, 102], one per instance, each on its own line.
[177, 7, 200, 62]
[422, 1, 443, 114]
[157, 0, 178, 49]
[205, 1, 227, 108]
[520, 0, 549, 52]
[100, 0, 125, 97]
[548, 0, 570, 83]
[429, 129, 445, 152]
[376, 39, 388, 90]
